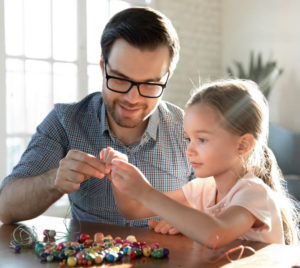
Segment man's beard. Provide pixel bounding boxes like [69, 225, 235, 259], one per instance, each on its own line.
[105, 99, 147, 128]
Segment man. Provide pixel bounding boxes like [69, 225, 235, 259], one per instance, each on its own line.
[0, 7, 193, 227]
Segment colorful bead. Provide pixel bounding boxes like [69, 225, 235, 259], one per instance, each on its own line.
[27, 230, 169, 265]
[58, 251, 66, 261]
[43, 229, 49, 236]
[142, 246, 152, 257]
[84, 239, 94, 247]
[48, 230, 56, 238]
[129, 251, 137, 259]
[14, 245, 21, 253]
[126, 235, 137, 242]
[106, 252, 118, 262]
[151, 248, 164, 259]
[67, 256, 77, 267]
[39, 252, 48, 262]
[46, 255, 54, 262]
[79, 233, 90, 243]
[94, 254, 104, 264]
[59, 260, 66, 267]
[123, 245, 132, 255]
[94, 232, 104, 242]
[56, 242, 65, 251]
[105, 234, 113, 240]
[35, 243, 45, 255]
[163, 247, 170, 257]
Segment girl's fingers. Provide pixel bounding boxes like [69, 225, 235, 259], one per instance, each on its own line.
[148, 219, 159, 229]
[169, 227, 180, 235]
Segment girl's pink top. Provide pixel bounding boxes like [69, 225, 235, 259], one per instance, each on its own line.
[182, 173, 284, 244]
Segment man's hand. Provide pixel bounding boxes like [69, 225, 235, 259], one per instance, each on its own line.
[55, 150, 109, 193]
[148, 219, 180, 235]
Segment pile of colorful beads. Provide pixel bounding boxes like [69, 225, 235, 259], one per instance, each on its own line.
[34, 231, 169, 266]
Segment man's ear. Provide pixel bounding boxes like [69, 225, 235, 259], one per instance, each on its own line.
[100, 55, 104, 72]
[237, 133, 255, 156]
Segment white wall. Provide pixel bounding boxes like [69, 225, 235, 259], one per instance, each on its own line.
[152, 0, 222, 108]
[152, 0, 300, 131]
[221, 0, 300, 131]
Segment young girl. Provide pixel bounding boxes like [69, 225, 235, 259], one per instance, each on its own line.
[101, 79, 299, 248]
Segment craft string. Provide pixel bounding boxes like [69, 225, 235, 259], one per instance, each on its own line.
[202, 243, 256, 263]
[62, 176, 102, 235]
[9, 225, 38, 249]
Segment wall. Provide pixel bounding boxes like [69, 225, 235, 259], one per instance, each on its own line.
[151, 0, 222, 108]
[151, 0, 300, 131]
[221, 0, 300, 131]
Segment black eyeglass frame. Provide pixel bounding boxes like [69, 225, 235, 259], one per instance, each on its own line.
[104, 63, 170, 98]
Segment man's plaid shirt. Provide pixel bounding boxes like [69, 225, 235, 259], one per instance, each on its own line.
[1, 92, 193, 227]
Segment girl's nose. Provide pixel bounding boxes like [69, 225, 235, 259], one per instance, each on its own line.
[186, 142, 195, 157]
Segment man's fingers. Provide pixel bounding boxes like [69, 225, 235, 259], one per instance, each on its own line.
[55, 179, 81, 194]
[64, 150, 106, 178]
[58, 168, 87, 184]
[55, 169, 86, 193]
[60, 158, 105, 179]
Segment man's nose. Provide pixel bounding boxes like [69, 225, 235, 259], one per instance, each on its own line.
[124, 84, 141, 101]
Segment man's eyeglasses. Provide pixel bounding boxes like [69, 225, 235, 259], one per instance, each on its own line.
[104, 63, 169, 98]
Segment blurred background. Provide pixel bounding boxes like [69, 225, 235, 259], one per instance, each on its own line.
[0, 0, 299, 190]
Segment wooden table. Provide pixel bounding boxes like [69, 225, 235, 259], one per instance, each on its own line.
[0, 215, 299, 267]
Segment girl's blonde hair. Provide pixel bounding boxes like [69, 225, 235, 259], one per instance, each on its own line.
[186, 79, 299, 245]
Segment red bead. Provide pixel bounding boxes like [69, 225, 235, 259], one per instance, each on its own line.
[84, 239, 94, 247]
[129, 251, 137, 259]
[79, 233, 90, 243]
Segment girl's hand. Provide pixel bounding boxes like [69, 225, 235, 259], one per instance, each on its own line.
[110, 159, 152, 200]
[148, 219, 180, 235]
[99, 147, 128, 179]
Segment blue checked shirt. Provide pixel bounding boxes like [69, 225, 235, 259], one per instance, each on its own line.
[1, 92, 194, 227]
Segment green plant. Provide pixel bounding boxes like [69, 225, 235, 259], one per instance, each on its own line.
[227, 51, 283, 99]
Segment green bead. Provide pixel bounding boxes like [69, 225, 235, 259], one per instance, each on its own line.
[151, 249, 164, 258]
[35, 243, 44, 255]
[135, 248, 142, 256]
[46, 255, 54, 262]
[85, 254, 94, 261]
[50, 250, 59, 259]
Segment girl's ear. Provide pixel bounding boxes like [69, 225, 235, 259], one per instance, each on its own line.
[237, 133, 255, 156]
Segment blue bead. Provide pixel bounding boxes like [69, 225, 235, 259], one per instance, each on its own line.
[35, 243, 44, 255]
[163, 248, 170, 257]
[14, 245, 21, 253]
[106, 253, 117, 262]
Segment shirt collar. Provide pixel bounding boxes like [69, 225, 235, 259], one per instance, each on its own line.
[100, 102, 109, 135]
[145, 107, 159, 141]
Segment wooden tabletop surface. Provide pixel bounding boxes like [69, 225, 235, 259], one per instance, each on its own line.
[0, 215, 299, 267]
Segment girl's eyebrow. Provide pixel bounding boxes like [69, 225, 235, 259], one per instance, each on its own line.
[184, 130, 213, 136]
[195, 130, 213, 134]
